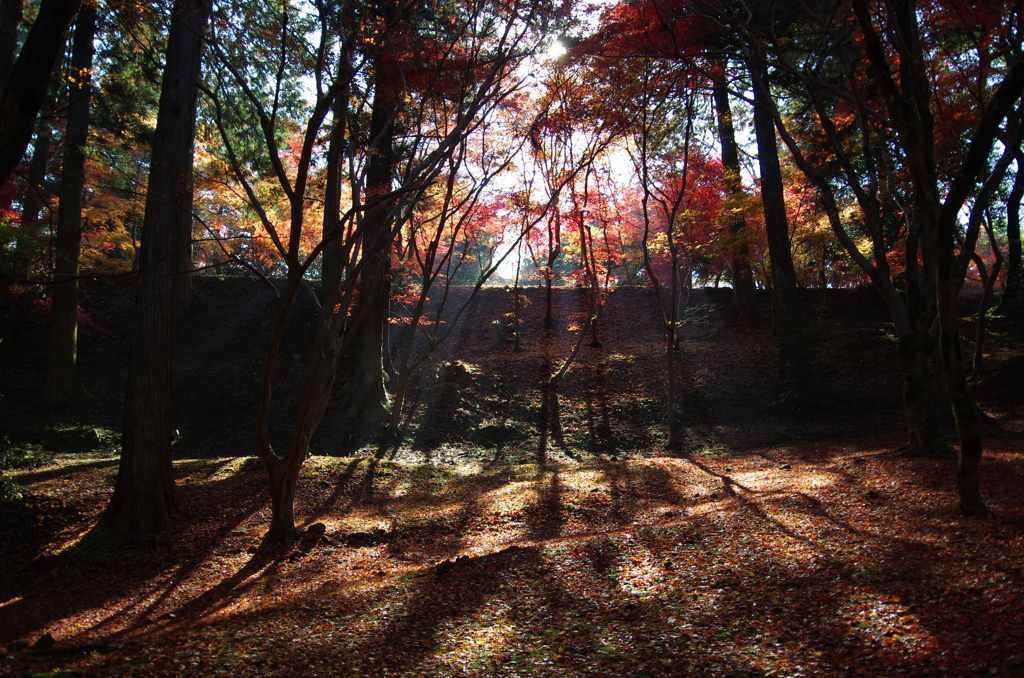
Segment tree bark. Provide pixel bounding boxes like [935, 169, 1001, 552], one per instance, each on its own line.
[320, 92, 347, 298]
[266, 459, 301, 545]
[44, 1, 95, 410]
[335, 69, 396, 428]
[14, 60, 61, 280]
[0, 0, 81, 190]
[713, 72, 756, 323]
[0, 0, 22, 96]
[749, 56, 806, 390]
[98, 0, 210, 538]
[998, 150, 1024, 315]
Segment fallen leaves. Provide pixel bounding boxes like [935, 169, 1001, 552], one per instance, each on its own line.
[1, 447, 1023, 676]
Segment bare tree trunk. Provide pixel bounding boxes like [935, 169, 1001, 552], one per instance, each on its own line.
[15, 60, 61, 280]
[713, 74, 756, 323]
[750, 57, 807, 391]
[98, 0, 210, 538]
[543, 212, 560, 331]
[266, 450, 301, 545]
[935, 263, 986, 516]
[0, 0, 22, 96]
[998, 150, 1023, 315]
[0, 0, 81, 190]
[970, 219, 1003, 379]
[320, 89, 347, 298]
[44, 1, 95, 410]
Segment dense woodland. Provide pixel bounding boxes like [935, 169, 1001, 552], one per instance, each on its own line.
[1, 0, 1024, 673]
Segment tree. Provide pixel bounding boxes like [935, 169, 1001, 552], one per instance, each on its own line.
[0, 0, 82, 190]
[712, 63, 757, 322]
[998, 151, 1024, 314]
[44, 0, 97, 410]
[729, 0, 1024, 510]
[201, 0, 567, 545]
[747, 54, 808, 391]
[332, 35, 402, 427]
[0, 0, 22, 97]
[849, 0, 1024, 515]
[97, 0, 211, 537]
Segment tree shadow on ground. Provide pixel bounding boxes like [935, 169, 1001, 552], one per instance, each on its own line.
[0, 462, 269, 645]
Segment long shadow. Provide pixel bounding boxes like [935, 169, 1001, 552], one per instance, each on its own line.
[590, 456, 690, 529]
[296, 457, 365, 526]
[0, 464, 269, 645]
[108, 461, 396, 638]
[683, 452, 874, 546]
[8, 438, 1024, 676]
[675, 445, 1024, 675]
[582, 358, 616, 453]
[10, 458, 119, 484]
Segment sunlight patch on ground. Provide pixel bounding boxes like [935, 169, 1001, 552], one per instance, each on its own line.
[7, 446, 1024, 676]
[835, 589, 936, 663]
[441, 604, 519, 674]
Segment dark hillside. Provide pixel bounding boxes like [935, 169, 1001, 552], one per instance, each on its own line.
[4, 277, 1016, 462]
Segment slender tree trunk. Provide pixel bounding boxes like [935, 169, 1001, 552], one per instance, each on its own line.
[44, 1, 95, 410]
[0, 0, 22, 96]
[320, 89, 347, 297]
[0, 0, 81, 190]
[998, 151, 1023, 315]
[935, 261, 986, 516]
[16, 62, 61, 279]
[713, 73, 756, 323]
[894, 330, 941, 453]
[750, 57, 806, 390]
[970, 247, 1001, 379]
[898, 219, 945, 454]
[266, 457, 301, 545]
[543, 212, 560, 331]
[98, 0, 210, 537]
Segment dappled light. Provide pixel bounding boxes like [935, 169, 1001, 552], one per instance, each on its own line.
[3, 438, 1024, 675]
[2, 0, 1024, 674]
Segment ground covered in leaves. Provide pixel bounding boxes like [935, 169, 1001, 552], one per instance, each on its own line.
[1, 280, 1023, 676]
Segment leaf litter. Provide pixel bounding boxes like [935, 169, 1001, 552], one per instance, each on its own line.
[1, 285, 1023, 676]
[1, 443, 1023, 677]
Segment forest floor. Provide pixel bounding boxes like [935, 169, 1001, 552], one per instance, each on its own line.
[1, 279, 1023, 676]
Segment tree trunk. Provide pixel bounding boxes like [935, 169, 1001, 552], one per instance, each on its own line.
[0, 0, 81, 190]
[750, 57, 806, 390]
[666, 334, 680, 449]
[896, 332, 942, 454]
[15, 60, 61, 280]
[266, 460, 301, 546]
[713, 73, 756, 323]
[543, 212, 560, 331]
[0, 0, 22, 96]
[936, 271, 986, 516]
[335, 68, 396, 428]
[44, 1, 95, 410]
[338, 246, 391, 424]
[998, 150, 1023, 315]
[97, 0, 210, 538]
[970, 250, 1001, 379]
[320, 90, 347, 298]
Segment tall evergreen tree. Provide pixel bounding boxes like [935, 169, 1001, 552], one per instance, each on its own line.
[45, 0, 97, 410]
[98, 0, 211, 537]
